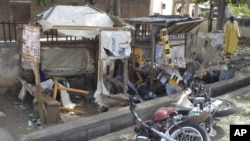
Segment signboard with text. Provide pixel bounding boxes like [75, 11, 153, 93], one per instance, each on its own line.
[100, 30, 131, 59]
[22, 25, 40, 63]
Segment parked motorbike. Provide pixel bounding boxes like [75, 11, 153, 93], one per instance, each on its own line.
[188, 82, 236, 133]
[129, 90, 210, 141]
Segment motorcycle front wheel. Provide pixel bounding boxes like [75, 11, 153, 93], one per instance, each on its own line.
[170, 122, 210, 141]
[214, 99, 236, 117]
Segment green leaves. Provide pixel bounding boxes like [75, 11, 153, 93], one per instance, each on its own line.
[192, 0, 250, 4]
[230, 0, 250, 4]
[229, 4, 250, 18]
[192, 0, 209, 4]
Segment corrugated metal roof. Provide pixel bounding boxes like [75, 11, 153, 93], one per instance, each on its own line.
[124, 15, 204, 34]
[167, 19, 204, 34]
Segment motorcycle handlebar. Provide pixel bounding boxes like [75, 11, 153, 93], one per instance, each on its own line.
[191, 83, 212, 97]
[129, 95, 177, 141]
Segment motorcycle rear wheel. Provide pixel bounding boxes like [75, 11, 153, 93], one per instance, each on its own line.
[170, 122, 210, 141]
[214, 99, 236, 117]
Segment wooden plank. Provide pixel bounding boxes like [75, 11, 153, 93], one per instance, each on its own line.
[103, 56, 130, 60]
[57, 86, 89, 95]
[60, 107, 85, 115]
[52, 80, 58, 99]
[52, 25, 124, 31]
[150, 26, 156, 90]
[123, 58, 128, 94]
[104, 75, 124, 88]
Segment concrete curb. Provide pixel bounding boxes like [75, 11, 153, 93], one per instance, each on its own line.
[19, 73, 250, 141]
[206, 73, 250, 97]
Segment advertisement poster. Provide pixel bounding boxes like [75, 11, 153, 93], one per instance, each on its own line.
[22, 25, 40, 63]
[100, 30, 131, 59]
[171, 45, 186, 68]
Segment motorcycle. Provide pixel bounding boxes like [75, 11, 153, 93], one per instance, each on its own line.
[188, 82, 236, 133]
[129, 90, 211, 141]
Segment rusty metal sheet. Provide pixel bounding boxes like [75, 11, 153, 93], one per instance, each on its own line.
[167, 19, 204, 34]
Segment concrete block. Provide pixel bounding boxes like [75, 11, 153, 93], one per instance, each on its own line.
[43, 94, 61, 124]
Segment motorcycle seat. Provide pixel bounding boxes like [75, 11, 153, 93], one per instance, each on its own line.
[175, 106, 193, 112]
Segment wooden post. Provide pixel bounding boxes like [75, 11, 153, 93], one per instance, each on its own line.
[123, 58, 128, 94]
[52, 80, 58, 99]
[150, 25, 156, 90]
[33, 62, 45, 125]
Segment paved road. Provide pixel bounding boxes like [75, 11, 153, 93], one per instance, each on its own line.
[91, 85, 250, 141]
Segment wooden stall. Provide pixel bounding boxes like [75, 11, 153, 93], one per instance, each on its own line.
[124, 15, 204, 92]
[18, 5, 132, 125]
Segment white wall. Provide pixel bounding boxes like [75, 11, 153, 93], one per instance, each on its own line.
[150, 0, 173, 15]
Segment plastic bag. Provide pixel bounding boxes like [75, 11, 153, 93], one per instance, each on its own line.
[59, 84, 76, 109]
[40, 79, 54, 90]
[18, 85, 26, 101]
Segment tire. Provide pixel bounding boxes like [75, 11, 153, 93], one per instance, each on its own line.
[214, 99, 236, 117]
[170, 122, 210, 141]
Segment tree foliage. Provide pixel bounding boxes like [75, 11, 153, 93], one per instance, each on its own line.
[192, 0, 250, 4]
[192, 0, 208, 3]
[230, 0, 250, 4]
[229, 4, 250, 17]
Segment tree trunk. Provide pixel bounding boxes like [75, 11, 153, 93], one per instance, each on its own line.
[86, 0, 95, 5]
[194, 3, 199, 17]
[216, 0, 227, 30]
[181, 0, 185, 15]
[208, 0, 213, 32]
[114, 0, 121, 17]
[185, 0, 191, 16]
[104, 0, 111, 13]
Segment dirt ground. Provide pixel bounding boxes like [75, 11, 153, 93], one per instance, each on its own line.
[0, 93, 34, 140]
[208, 86, 250, 141]
[1, 37, 250, 141]
[0, 92, 99, 140]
